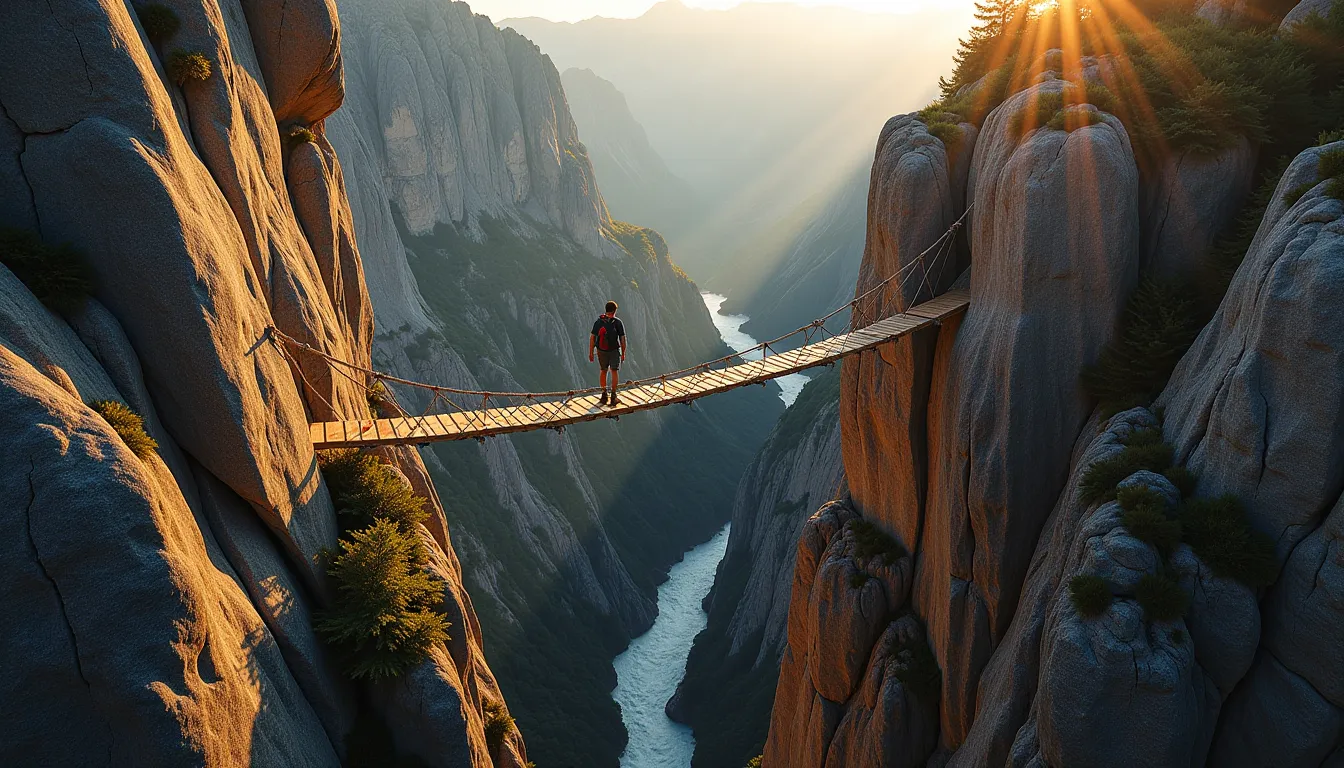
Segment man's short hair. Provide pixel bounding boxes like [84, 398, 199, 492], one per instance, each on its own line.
[605, 300, 618, 314]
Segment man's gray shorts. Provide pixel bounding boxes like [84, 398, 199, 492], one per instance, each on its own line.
[598, 348, 620, 371]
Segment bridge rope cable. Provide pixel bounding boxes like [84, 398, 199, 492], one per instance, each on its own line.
[269, 205, 971, 429]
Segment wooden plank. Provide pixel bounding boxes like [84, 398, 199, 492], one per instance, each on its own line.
[309, 292, 974, 448]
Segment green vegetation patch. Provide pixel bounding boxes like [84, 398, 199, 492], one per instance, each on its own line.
[1048, 107, 1107, 133]
[889, 618, 941, 702]
[1286, 147, 1344, 204]
[288, 126, 317, 146]
[1080, 428, 1175, 506]
[847, 518, 909, 567]
[925, 119, 966, 154]
[315, 517, 448, 680]
[1135, 573, 1188, 622]
[1082, 278, 1202, 416]
[746, 758, 763, 768]
[1069, 574, 1112, 618]
[136, 3, 180, 43]
[0, 228, 94, 312]
[318, 450, 428, 531]
[483, 701, 515, 753]
[1180, 495, 1277, 587]
[1118, 485, 1183, 555]
[88, 400, 158, 459]
[168, 50, 212, 84]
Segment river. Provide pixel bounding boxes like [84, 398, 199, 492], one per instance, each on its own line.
[700, 292, 810, 407]
[612, 525, 730, 768]
[611, 294, 801, 767]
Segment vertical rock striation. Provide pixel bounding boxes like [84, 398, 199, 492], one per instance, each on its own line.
[0, 0, 513, 764]
[917, 79, 1140, 749]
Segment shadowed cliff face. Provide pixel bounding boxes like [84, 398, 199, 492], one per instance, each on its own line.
[0, 0, 513, 765]
[755, 10, 1344, 764]
[325, 0, 783, 765]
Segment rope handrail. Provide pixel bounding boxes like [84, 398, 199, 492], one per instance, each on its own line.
[269, 206, 972, 407]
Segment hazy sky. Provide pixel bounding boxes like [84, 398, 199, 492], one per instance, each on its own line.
[468, 0, 955, 23]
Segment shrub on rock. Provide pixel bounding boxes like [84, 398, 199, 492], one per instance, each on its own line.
[315, 518, 448, 680]
[847, 518, 908, 566]
[135, 3, 179, 43]
[288, 125, 318, 146]
[483, 701, 515, 753]
[0, 228, 94, 312]
[318, 450, 427, 530]
[88, 400, 158, 459]
[1080, 429, 1175, 505]
[1082, 278, 1201, 416]
[1069, 575, 1112, 618]
[168, 50, 211, 84]
[1135, 574, 1188, 621]
[1180, 495, 1277, 587]
[1119, 485, 1183, 555]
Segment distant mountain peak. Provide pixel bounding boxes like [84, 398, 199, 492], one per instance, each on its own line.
[645, 0, 693, 15]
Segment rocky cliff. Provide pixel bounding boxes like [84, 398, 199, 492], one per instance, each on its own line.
[0, 0, 514, 765]
[671, 369, 846, 768]
[757, 2, 1344, 766]
[323, 1, 782, 765]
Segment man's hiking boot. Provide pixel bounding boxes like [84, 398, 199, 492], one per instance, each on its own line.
[610, 391, 621, 406]
[599, 391, 609, 406]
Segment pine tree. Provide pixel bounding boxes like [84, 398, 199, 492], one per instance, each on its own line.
[315, 517, 449, 680]
[940, 1, 1030, 98]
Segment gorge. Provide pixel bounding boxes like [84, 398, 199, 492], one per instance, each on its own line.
[3, 0, 1344, 767]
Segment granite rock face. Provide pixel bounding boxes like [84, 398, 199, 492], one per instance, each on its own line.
[918, 78, 1140, 749]
[1140, 139, 1258, 281]
[841, 114, 976, 555]
[1162, 141, 1344, 766]
[763, 500, 934, 767]
[0, 0, 512, 763]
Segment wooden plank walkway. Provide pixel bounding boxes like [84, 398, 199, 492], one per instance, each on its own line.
[310, 289, 970, 449]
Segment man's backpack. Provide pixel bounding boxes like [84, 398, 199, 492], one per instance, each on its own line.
[596, 316, 619, 351]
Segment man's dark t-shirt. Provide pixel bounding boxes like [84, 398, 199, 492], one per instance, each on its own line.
[592, 316, 625, 352]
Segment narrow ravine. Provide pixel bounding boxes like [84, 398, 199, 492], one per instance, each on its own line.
[613, 525, 731, 767]
[701, 293, 809, 407]
[611, 293, 807, 766]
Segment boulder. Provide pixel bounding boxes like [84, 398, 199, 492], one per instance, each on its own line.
[287, 132, 375, 370]
[825, 616, 939, 768]
[951, 410, 1160, 768]
[1140, 138, 1258, 281]
[166, 0, 368, 423]
[1030, 468, 1251, 768]
[0, 345, 338, 765]
[917, 78, 1140, 748]
[1207, 491, 1344, 764]
[1208, 651, 1344, 766]
[1281, 0, 1337, 31]
[807, 537, 890, 702]
[841, 114, 977, 553]
[239, 0, 345, 125]
[1195, 0, 1251, 25]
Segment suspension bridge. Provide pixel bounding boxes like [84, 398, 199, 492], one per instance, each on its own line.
[274, 211, 972, 450]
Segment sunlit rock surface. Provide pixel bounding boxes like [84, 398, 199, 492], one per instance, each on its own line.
[0, 0, 511, 763]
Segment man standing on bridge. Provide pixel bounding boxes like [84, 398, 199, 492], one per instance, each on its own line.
[590, 300, 627, 406]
